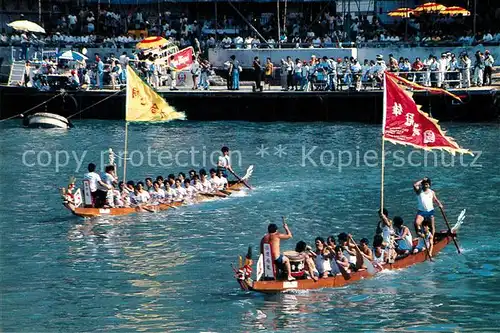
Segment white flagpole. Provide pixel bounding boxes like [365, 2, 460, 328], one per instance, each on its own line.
[123, 67, 129, 182]
[381, 73, 387, 210]
[123, 123, 129, 182]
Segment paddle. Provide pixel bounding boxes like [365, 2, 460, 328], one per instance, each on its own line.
[439, 206, 461, 254]
[229, 168, 252, 190]
[348, 235, 377, 275]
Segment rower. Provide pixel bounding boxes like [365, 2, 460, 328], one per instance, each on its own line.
[134, 181, 151, 205]
[377, 208, 396, 262]
[294, 241, 319, 281]
[150, 181, 165, 203]
[313, 237, 332, 278]
[260, 218, 295, 281]
[333, 246, 350, 274]
[83, 163, 112, 208]
[145, 177, 153, 191]
[372, 235, 386, 270]
[394, 216, 413, 255]
[173, 178, 187, 200]
[188, 170, 197, 183]
[338, 232, 358, 270]
[415, 219, 434, 256]
[217, 146, 233, 178]
[358, 238, 373, 261]
[156, 176, 165, 189]
[178, 173, 186, 187]
[184, 179, 196, 199]
[167, 174, 176, 189]
[216, 169, 228, 190]
[199, 170, 214, 193]
[414, 177, 443, 236]
[208, 168, 220, 189]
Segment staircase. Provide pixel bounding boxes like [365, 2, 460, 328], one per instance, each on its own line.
[8, 61, 26, 86]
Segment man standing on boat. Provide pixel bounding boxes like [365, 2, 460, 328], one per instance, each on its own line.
[84, 163, 113, 208]
[413, 177, 443, 237]
[217, 146, 233, 178]
[260, 218, 295, 281]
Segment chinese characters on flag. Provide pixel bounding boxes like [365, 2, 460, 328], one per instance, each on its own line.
[383, 72, 471, 155]
[126, 66, 186, 122]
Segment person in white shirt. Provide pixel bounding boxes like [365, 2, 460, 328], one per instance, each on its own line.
[100, 165, 117, 207]
[209, 168, 221, 189]
[149, 181, 165, 203]
[184, 179, 197, 199]
[216, 169, 228, 190]
[217, 146, 233, 178]
[133, 182, 151, 205]
[199, 172, 213, 193]
[173, 179, 187, 200]
[83, 163, 112, 207]
[437, 53, 448, 88]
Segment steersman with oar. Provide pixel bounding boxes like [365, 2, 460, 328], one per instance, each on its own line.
[217, 146, 252, 189]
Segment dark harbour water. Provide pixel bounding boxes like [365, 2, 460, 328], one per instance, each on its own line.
[0, 120, 499, 332]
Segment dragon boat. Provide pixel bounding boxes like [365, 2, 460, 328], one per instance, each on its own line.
[61, 166, 253, 218]
[234, 211, 465, 294]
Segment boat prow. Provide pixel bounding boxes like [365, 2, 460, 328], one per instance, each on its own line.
[236, 232, 457, 294]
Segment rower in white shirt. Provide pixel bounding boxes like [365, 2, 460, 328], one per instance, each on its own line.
[184, 179, 197, 199]
[199, 172, 214, 193]
[149, 181, 165, 203]
[216, 169, 228, 190]
[173, 179, 187, 200]
[134, 182, 151, 205]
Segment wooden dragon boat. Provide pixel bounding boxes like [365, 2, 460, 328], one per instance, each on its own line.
[235, 211, 465, 294]
[61, 166, 253, 218]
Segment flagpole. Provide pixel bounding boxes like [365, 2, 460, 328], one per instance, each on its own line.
[123, 66, 129, 182]
[123, 122, 129, 182]
[381, 73, 387, 210]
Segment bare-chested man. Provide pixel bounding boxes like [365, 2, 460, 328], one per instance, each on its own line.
[260, 217, 295, 281]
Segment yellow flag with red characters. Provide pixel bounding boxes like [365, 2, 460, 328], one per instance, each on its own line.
[125, 66, 186, 122]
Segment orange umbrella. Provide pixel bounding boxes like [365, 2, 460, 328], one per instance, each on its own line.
[440, 6, 471, 16]
[414, 2, 446, 12]
[135, 36, 168, 50]
[388, 8, 414, 18]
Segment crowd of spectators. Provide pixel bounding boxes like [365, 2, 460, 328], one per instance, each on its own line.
[2, 2, 500, 52]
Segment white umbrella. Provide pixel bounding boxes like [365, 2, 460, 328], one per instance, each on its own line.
[7, 20, 45, 34]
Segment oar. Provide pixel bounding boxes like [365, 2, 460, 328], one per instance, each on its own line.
[229, 169, 252, 190]
[439, 206, 461, 254]
[348, 235, 377, 275]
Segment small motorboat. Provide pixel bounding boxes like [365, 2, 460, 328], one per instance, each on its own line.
[24, 112, 73, 129]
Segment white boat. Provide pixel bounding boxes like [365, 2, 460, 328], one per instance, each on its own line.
[25, 112, 72, 129]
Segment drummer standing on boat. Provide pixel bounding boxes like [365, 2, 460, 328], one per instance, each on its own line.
[413, 177, 443, 236]
[217, 146, 233, 178]
[260, 218, 295, 281]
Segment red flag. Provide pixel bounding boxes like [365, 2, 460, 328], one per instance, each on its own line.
[383, 73, 472, 155]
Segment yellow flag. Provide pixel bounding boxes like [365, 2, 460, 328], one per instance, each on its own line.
[125, 66, 186, 122]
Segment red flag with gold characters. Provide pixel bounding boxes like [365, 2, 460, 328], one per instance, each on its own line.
[383, 72, 472, 155]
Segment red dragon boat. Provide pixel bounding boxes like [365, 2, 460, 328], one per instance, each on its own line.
[234, 211, 465, 294]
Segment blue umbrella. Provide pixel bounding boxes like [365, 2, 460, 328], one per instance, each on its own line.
[57, 50, 88, 61]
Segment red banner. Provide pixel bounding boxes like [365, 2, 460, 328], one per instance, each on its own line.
[383, 72, 471, 155]
[168, 47, 194, 71]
